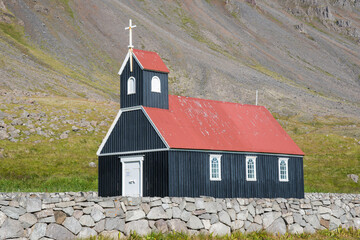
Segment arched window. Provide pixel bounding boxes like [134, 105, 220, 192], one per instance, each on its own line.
[151, 76, 161, 93]
[210, 155, 221, 181]
[278, 158, 289, 182]
[127, 77, 135, 95]
[246, 156, 257, 181]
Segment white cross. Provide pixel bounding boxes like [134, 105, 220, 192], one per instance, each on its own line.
[125, 19, 136, 49]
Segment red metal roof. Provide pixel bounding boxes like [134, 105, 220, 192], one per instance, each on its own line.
[133, 49, 169, 73]
[143, 95, 304, 155]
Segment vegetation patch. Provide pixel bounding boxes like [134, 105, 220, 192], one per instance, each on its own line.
[83, 228, 360, 240]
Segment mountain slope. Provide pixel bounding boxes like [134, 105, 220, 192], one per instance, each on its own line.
[0, 0, 359, 119]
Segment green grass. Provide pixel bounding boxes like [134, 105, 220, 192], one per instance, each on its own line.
[83, 228, 360, 240]
[57, 0, 75, 19]
[274, 114, 360, 193]
[0, 96, 117, 192]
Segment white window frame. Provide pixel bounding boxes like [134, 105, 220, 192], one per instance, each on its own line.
[209, 154, 221, 181]
[278, 158, 289, 182]
[127, 77, 136, 95]
[246, 156, 257, 181]
[151, 76, 161, 93]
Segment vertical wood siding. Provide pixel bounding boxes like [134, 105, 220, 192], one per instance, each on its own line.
[100, 110, 166, 154]
[143, 70, 169, 109]
[98, 151, 168, 197]
[120, 59, 143, 108]
[168, 150, 304, 198]
[98, 155, 121, 197]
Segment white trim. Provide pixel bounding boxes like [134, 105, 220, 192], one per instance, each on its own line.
[209, 154, 222, 181]
[278, 157, 289, 182]
[127, 77, 136, 95]
[96, 110, 122, 156]
[98, 148, 168, 157]
[141, 107, 170, 148]
[118, 52, 144, 76]
[121, 155, 144, 197]
[120, 106, 142, 112]
[170, 149, 303, 158]
[246, 156, 257, 181]
[118, 52, 130, 75]
[151, 76, 161, 93]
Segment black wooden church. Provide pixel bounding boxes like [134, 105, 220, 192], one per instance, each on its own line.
[97, 20, 304, 198]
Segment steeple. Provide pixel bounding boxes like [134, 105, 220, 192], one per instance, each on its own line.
[125, 19, 136, 72]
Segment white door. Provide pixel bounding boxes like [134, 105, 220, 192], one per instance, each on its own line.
[121, 156, 143, 197]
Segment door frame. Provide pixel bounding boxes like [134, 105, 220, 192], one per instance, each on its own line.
[120, 155, 144, 197]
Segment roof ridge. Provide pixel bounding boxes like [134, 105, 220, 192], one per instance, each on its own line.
[169, 95, 265, 108]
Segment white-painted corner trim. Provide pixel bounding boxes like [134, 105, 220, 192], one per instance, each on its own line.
[141, 107, 170, 149]
[121, 155, 144, 197]
[118, 52, 130, 75]
[98, 148, 168, 157]
[96, 109, 122, 156]
[118, 51, 144, 76]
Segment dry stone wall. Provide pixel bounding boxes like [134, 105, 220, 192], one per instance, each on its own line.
[0, 192, 360, 239]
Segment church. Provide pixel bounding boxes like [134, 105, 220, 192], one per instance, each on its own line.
[96, 20, 305, 198]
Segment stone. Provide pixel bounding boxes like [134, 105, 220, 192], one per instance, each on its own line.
[72, 126, 80, 132]
[304, 215, 320, 229]
[167, 219, 188, 233]
[62, 216, 82, 235]
[54, 210, 67, 224]
[141, 203, 151, 214]
[195, 198, 205, 209]
[39, 216, 55, 223]
[78, 227, 97, 237]
[91, 207, 105, 222]
[347, 174, 359, 183]
[125, 209, 145, 222]
[246, 223, 262, 233]
[304, 224, 316, 234]
[329, 216, 341, 230]
[248, 204, 255, 217]
[320, 218, 330, 228]
[227, 208, 236, 221]
[73, 210, 83, 219]
[231, 220, 244, 231]
[219, 210, 231, 226]
[185, 203, 196, 212]
[0, 130, 9, 140]
[79, 215, 95, 227]
[124, 219, 151, 236]
[202, 219, 211, 230]
[99, 200, 115, 208]
[262, 211, 281, 228]
[89, 162, 96, 168]
[27, 197, 42, 213]
[266, 218, 286, 235]
[293, 213, 306, 226]
[105, 217, 125, 231]
[19, 213, 37, 228]
[187, 216, 204, 230]
[353, 218, 360, 229]
[0, 211, 6, 226]
[172, 207, 181, 218]
[45, 223, 74, 240]
[2, 206, 26, 219]
[331, 205, 345, 218]
[181, 210, 192, 222]
[237, 210, 248, 221]
[289, 223, 303, 234]
[0, 218, 25, 239]
[254, 215, 262, 225]
[284, 215, 293, 225]
[155, 219, 168, 233]
[62, 207, 74, 216]
[209, 222, 231, 236]
[210, 213, 219, 224]
[30, 223, 47, 240]
[318, 206, 331, 214]
[59, 133, 68, 139]
[204, 202, 218, 213]
[94, 219, 105, 233]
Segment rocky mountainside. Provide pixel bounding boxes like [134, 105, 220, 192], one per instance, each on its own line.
[0, 0, 360, 119]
